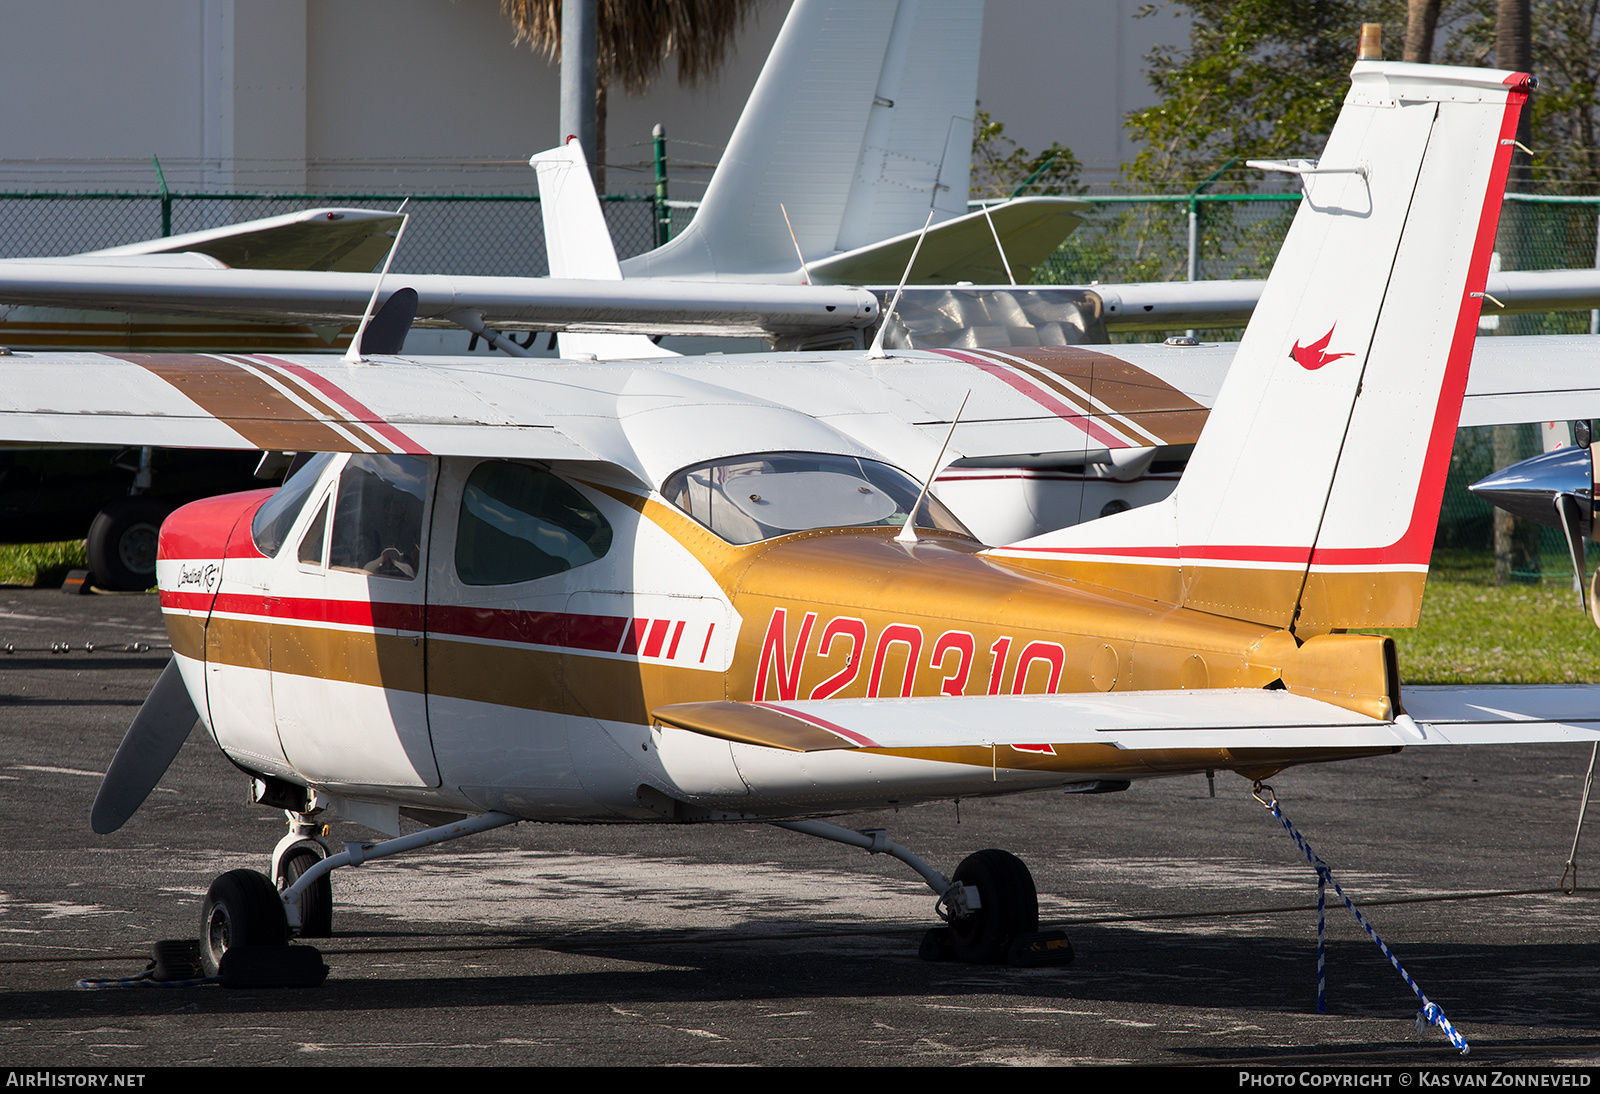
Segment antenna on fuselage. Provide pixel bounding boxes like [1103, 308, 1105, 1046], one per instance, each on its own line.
[866, 209, 936, 359]
[896, 389, 970, 545]
[344, 198, 411, 364]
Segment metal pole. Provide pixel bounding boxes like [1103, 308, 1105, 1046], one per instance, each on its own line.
[559, 0, 598, 179]
[1590, 202, 1599, 336]
[653, 123, 670, 247]
[152, 155, 171, 238]
[1184, 158, 1238, 338]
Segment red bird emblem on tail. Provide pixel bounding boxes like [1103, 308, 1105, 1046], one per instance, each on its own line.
[1290, 326, 1353, 370]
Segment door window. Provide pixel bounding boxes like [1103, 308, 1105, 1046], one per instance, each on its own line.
[455, 462, 612, 586]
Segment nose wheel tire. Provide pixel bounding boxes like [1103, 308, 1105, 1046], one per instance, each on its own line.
[199, 868, 289, 978]
[278, 846, 333, 938]
[945, 849, 1038, 964]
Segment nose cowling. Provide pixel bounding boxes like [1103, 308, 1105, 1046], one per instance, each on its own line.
[158, 488, 275, 568]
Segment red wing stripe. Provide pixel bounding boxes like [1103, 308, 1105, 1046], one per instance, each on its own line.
[256, 354, 429, 455]
[935, 349, 1130, 449]
[754, 703, 881, 748]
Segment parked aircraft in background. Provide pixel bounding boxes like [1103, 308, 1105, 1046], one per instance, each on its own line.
[1, 62, 1593, 987]
[617, 0, 1083, 287]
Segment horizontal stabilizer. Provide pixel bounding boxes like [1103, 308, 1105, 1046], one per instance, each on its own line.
[808, 197, 1084, 285]
[86, 207, 405, 273]
[653, 685, 1600, 757]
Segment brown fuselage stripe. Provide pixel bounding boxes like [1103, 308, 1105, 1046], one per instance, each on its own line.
[117, 353, 362, 452]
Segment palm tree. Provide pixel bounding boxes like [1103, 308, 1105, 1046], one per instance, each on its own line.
[499, 0, 762, 191]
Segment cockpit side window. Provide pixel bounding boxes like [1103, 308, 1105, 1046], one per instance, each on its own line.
[328, 454, 431, 580]
[455, 462, 612, 586]
[251, 451, 337, 557]
[297, 497, 330, 567]
[661, 451, 973, 545]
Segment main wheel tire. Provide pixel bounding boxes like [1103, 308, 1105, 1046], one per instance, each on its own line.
[199, 868, 288, 978]
[87, 497, 170, 591]
[946, 849, 1039, 964]
[278, 846, 333, 939]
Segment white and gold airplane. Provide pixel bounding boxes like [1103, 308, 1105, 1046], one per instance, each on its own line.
[6, 60, 1599, 977]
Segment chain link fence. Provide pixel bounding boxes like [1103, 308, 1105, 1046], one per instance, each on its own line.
[0, 192, 668, 277]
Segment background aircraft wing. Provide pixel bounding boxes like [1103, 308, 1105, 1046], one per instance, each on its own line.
[0, 264, 880, 340]
[1093, 270, 1600, 333]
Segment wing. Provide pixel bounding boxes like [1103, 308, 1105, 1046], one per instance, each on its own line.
[644, 686, 1600, 814]
[0, 347, 1212, 487]
[3, 338, 1594, 490]
[1109, 334, 1600, 431]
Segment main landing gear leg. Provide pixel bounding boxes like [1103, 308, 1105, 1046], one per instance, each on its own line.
[276, 811, 521, 933]
[771, 818, 1073, 967]
[197, 811, 520, 982]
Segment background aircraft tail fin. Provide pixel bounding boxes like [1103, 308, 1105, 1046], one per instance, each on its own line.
[530, 140, 677, 359]
[619, 0, 984, 282]
[992, 62, 1531, 632]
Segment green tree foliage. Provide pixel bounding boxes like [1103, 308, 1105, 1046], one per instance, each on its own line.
[1130, 0, 1600, 195]
[1454, 0, 1600, 193]
[971, 107, 1084, 199]
[1125, 0, 1404, 192]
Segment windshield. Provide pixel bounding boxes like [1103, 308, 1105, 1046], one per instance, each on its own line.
[251, 452, 337, 557]
[662, 452, 972, 545]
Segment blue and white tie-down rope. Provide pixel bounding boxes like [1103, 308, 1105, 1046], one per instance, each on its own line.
[1253, 782, 1470, 1056]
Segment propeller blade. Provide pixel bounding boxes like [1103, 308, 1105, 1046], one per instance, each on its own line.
[91, 659, 199, 834]
[1556, 492, 1591, 615]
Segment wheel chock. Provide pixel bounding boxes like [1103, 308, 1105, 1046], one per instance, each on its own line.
[216, 945, 328, 988]
[149, 939, 203, 981]
[918, 926, 954, 962]
[1006, 930, 1074, 967]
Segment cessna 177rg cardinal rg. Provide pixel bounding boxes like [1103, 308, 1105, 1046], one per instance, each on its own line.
[7, 60, 1598, 977]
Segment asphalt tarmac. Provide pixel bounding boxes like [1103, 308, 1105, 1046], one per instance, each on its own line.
[3, 586, 1599, 1067]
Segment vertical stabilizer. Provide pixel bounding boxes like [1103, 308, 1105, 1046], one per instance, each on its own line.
[620, 0, 984, 282]
[991, 62, 1531, 632]
[530, 139, 677, 359]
